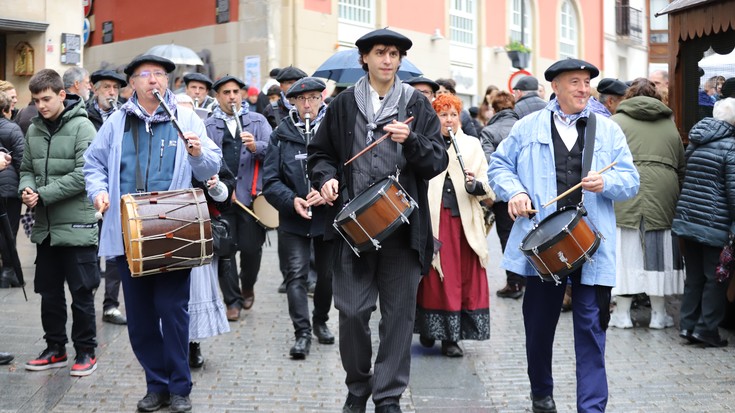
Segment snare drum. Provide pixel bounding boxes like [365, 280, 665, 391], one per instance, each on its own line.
[121, 188, 213, 277]
[333, 176, 417, 255]
[519, 206, 601, 285]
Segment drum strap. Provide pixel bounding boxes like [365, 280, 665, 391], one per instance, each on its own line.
[581, 113, 596, 179]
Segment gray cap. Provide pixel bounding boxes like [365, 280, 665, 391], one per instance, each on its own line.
[513, 76, 539, 91]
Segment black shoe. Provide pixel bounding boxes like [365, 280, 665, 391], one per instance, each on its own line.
[375, 403, 402, 413]
[189, 342, 204, 368]
[679, 329, 697, 344]
[137, 392, 171, 412]
[307, 281, 316, 297]
[0, 267, 21, 288]
[0, 352, 14, 365]
[441, 341, 464, 357]
[170, 394, 192, 412]
[496, 283, 524, 299]
[313, 322, 335, 344]
[102, 308, 127, 325]
[342, 393, 369, 413]
[278, 280, 287, 293]
[531, 393, 557, 413]
[419, 335, 435, 348]
[692, 331, 728, 348]
[289, 335, 311, 359]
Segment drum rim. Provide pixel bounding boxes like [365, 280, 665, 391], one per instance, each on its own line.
[519, 206, 583, 253]
[334, 177, 395, 223]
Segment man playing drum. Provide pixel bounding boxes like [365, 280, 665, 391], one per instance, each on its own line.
[84, 55, 222, 413]
[308, 28, 447, 413]
[204, 75, 272, 321]
[488, 58, 639, 413]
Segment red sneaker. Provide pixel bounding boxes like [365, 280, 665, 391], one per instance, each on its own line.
[25, 346, 68, 371]
[70, 353, 97, 377]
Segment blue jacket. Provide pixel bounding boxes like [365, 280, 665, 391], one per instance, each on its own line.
[83, 101, 222, 258]
[488, 103, 639, 286]
[204, 110, 271, 206]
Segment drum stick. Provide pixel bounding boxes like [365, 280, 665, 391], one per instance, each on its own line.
[95, 201, 109, 220]
[542, 162, 617, 209]
[525, 209, 538, 214]
[344, 116, 414, 166]
[233, 199, 262, 222]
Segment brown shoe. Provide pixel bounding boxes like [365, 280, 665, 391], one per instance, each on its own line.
[226, 306, 241, 321]
[496, 283, 524, 299]
[242, 289, 255, 310]
[561, 285, 572, 312]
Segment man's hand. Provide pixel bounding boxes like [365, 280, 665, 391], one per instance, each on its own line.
[294, 197, 311, 219]
[182, 131, 202, 157]
[206, 175, 219, 190]
[383, 119, 411, 144]
[581, 171, 604, 193]
[94, 192, 110, 213]
[508, 192, 532, 221]
[320, 179, 339, 206]
[305, 189, 326, 207]
[0, 153, 11, 171]
[241, 131, 257, 152]
[21, 187, 39, 208]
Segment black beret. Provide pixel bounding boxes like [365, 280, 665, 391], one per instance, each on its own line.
[90, 70, 127, 87]
[404, 76, 439, 92]
[544, 58, 599, 82]
[124, 54, 176, 77]
[183, 73, 213, 89]
[597, 78, 628, 96]
[212, 75, 246, 91]
[276, 66, 308, 82]
[513, 76, 539, 91]
[269, 68, 281, 77]
[468, 106, 479, 117]
[285, 77, 326, 98]
[721, 77, 735, 99]
[355, 28, 412, 53]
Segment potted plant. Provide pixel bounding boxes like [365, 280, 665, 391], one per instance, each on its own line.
[506, 40, 531, 70]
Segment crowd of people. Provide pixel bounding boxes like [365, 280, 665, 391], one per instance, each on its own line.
[0, 27, 734, 413]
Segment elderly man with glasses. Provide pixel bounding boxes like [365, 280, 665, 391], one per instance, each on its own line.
[84, 55, 222, 413]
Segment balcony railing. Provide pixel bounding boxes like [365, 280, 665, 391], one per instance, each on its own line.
[616, 4, 643, 43]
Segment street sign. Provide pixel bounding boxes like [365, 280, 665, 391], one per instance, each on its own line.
[83, 18, 91, 45]
[83, 0, 93, 17]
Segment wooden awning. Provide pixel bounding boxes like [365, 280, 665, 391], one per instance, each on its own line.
[655, 0, 714, 16]
[661, 0, 735, 42]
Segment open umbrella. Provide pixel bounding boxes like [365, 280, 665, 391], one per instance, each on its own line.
[312, 48, 422, 84]
[145, 43, 204, 66]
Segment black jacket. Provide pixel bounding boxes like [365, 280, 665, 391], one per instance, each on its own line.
[479, 109, 519, 162]
[262, 97, 290, 129]
[672, 118, 735, 247]
[307, 87, 448, 274]
[0, 118, 24, 198]
[263, 113, 326, 237]
[514, 92, 547, 119]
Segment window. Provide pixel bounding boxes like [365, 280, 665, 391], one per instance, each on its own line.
[450, 0, 475, 45]
[509, 0, 532, 46]
[559, 0, 579, 59]
[338, 0, 374, 25]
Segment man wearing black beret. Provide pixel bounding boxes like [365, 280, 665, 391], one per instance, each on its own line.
[263, 65, 308, 128]
[404, 76, 439, 100]
[204, 75, 272, 321]
[262, 77, 335, 360]
[512, 76, 546, 119]
[597, 78, 628, 115]
[183, 73, 215, 112]
[86, 70, 126, 131]
[488, 57, 639, 413]
[308, 28, 447, 413]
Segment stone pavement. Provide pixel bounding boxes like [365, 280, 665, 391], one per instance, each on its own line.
[0, 229, 733, 412]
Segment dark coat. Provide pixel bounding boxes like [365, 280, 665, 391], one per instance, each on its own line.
[263, 114, 326, 237]
[14, 101, 38, 137]
[672, 118, 735, 247]
[514, 92, 547, 119]
[262, 97, 290, 129]
[479, 109, 519, 162]
[0, 118, 24, 198]
[307, 87, 448, 274]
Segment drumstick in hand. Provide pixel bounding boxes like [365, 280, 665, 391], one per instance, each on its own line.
[344, 117, 414, 166]
[542, 162, 617, 209]
[95, 201, 109, 220]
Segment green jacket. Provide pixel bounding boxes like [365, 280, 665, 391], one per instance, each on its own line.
[19, 95, 98, 247]
[611, 96, 685, 231]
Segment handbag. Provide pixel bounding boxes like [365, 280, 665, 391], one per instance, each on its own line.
[211, 215, 234, 257]
[20, 207, 34, 238]
[715, 233, 735, 284]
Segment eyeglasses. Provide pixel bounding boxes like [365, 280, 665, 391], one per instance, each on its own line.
[133, 70, 168, 79]
[294, 95, 321, 102]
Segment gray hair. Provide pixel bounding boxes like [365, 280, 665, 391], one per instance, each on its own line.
[62, 66, 89, 89]
[713, 97, 735, 126]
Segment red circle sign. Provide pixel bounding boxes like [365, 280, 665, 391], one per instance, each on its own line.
[508, 69, 533, 92]
[83, 0, 93, 17]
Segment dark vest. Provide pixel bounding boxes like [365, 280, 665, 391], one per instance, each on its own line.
[550, 114, 586, 209]
[221, 122, 242, 181]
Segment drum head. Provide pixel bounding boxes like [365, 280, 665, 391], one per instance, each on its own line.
[253, 195, 279, 229]
[521, 207, 581, 252]
[335, 177, 393, 222]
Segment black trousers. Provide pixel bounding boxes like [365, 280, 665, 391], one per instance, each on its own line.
[34, 238, 100, 352]
[278, 231, 333, 337]
[492, 201, 525, 286]
[102, 258, 122, 311]
[218, 207, 266, 308]
[680, 239, 729, 335]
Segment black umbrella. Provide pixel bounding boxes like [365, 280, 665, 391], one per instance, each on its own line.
[0, 201, 26, 300]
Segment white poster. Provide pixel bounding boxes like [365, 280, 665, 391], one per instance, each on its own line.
[245, 56, 261, 90]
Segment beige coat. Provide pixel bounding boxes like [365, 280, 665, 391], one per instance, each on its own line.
[428, 129, 495, 279]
